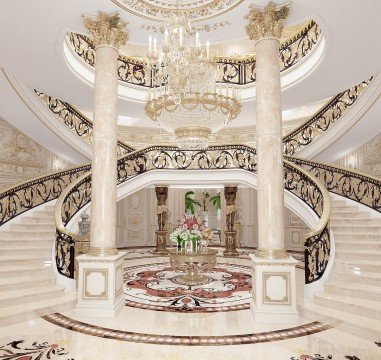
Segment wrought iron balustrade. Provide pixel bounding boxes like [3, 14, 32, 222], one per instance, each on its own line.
[67, 20, 321, 87]
[283, 77, 373, 155]
[55, 145, 330, 284]
[34, 90, 135, 155]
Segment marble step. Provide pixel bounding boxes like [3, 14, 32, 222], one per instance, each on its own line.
[0, 285, 64, 307]
[0, 292, 76, 326]
[0, 264, 53, 279]
[325, 281, 381, 302]
[33, 211, 55, 218]
[19, 217, 55, 224]
[0, 239, 53, 247]
[0, 231, 54, 239]
[335, 240, 381, 251]
[331, 224, 381, 233]
[314, 292, 381, 320]
[330, 218, 381, 225]
[334, 259, 381, 273]
[333, 232, 381, 240]
[10, 224, 56, 232]
[299, 298, 381, 341]
[335, 240, 381, 250]
[330, 211, 369, 218]
[335, 249, 381, 261]
[0, 255, 52, 267]
[0, 246, 52, 257]
[0, 274, 54, 291]
[332, 271, 381, 287]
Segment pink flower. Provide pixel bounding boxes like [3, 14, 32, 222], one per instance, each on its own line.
[192, 224, 198, 230]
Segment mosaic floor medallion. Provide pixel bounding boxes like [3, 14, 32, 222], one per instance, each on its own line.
[123, 262, 252, 312]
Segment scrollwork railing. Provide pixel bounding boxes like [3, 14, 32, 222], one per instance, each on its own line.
[34, 90, 135, 155]
[67, 20, 321, 87]
[283, 77, 373, 155]
[0, 165, 90, 226]
[55, 145, 330, 283]
[288, 157, 381, 213]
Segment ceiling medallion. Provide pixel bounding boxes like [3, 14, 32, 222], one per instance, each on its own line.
[140, 20, 231, 34]
[144, 12, 241, 150]
[111, 0, 244, 22]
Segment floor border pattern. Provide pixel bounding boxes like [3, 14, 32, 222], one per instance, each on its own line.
[42, 313, 332, 346]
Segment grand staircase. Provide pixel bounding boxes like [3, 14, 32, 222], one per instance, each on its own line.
[300, 199, 381, 341]
[0, 204, 76, 326]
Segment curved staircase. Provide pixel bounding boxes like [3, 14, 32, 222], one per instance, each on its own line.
[0, 204, 76, 326]
[300, 199, 381, 341]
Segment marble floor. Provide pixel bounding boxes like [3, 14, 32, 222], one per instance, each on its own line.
[1, 249, 380, 359]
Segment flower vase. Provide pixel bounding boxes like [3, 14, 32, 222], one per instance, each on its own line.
[177, 240, 182, 252]
[191, 238, 198, 253]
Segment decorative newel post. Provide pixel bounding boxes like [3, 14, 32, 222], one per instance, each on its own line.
[223, 186, 239, 257]
[154, 186, 169, 255]
[246, 2, 299, 323]
[76, 12, 128, 317]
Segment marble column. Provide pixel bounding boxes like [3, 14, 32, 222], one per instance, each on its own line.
[223, 186, 239, 257]
[246, 2, 299, 323]
[154, 186, 169, 255]
[76, 12, 128, 317]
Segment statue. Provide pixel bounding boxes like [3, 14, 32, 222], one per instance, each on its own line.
[155, 186, 168, 231]
[224, 186, 237, 231]
[78, 213, 90, 237]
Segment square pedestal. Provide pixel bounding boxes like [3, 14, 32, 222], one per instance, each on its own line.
[250, 254, 299, 323]
[76, 252, 126, 317]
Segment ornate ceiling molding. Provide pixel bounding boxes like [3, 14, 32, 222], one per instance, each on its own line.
[111, 0, 244, 22]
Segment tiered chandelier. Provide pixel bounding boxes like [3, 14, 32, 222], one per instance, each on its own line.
[144, 12, 241, 149]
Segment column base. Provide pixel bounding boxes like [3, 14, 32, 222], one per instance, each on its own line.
[153, 230, 169, 255]
[250, 253, 299, 324]
[76, 252, 126, 318]
[223, 230, 239, 257]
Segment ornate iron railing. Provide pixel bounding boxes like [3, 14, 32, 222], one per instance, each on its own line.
[67, 20, 321, 87]
[34, 90, 135, 155]
[288, 157, 381, 213]
[55, 145, 330, 283]
[0, 165, 90, 226]
[283, 78, 373, 155]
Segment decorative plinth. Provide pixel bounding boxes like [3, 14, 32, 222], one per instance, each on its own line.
[75, 252, 126, 317]
[153, 230, 169, 255]
[250, 254, 299, 323]
[223, 231, 239, 257]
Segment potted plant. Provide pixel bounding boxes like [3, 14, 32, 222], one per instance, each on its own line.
[185, 191, 201, 215]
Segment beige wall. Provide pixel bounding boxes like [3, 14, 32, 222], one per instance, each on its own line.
[116, 187, 310, 251]
[333, 133, 381, 179]
[0, 116, 73, 191]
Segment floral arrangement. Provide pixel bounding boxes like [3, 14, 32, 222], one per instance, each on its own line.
[170, 214, 213, 252]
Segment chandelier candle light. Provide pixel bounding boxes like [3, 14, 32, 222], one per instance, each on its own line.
[145, 13, 241, 149]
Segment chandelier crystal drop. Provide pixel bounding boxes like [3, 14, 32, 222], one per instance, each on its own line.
[144, 12, 241, 149]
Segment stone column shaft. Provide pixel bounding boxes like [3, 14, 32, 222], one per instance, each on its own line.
[83, 12, 128, 256]
[89, 44, 119, 255]
[255, 36, 287, 258]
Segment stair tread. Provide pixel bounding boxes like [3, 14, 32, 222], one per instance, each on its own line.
[299, 299, 381, 331]
[314, 291, 381, 310]
[327, 280, 381, 294]
[0, 264, 52, 272]
[334, 270, 381, 279]
[0, 255, 52, 261]
[335, 249, 381, 254]
[0, 285, 64, 300]
[336, 259, 381, 265]
[0, 292, 76, 318]
[0, 274, 54, 286]
[0, 246, 52, 250]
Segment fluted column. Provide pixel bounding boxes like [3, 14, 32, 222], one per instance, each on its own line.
[246, 2, 299, 323]
[246, 2, 289, 259]
[75, 13, 128, 318]
[84, 13, 128, 256]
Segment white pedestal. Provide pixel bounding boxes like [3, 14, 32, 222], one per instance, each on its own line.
[250, 254, 299, 323]
[76, 252, 126, 317]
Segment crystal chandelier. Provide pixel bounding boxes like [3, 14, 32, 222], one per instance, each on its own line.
[144, 12, 241, 149]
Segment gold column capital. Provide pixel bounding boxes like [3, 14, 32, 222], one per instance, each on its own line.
[83, 12, 128, 49]
[245, 2, 290, 41]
